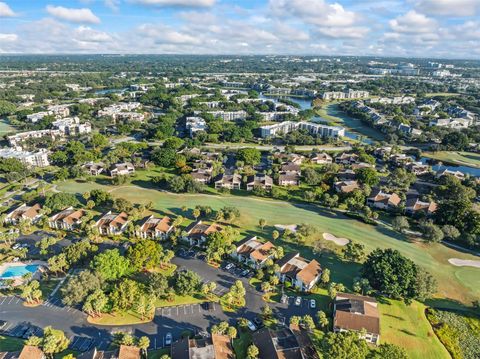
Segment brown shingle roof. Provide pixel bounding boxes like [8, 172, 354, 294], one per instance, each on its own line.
[211, 334, 235, 359]
[19, 345, 44, 359]
[118, 345, 140, 359]
[334, 293, 380, 335]
[296, 259, 321, 285]
[140, 216, 172, 234]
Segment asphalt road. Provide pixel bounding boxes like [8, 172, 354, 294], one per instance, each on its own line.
[0, 257, 315, 351]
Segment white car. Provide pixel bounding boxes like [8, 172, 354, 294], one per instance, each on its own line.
[225, 263, 234, 270]
[246, 320, 257, 331]
[310, 299, 316, 309]
[165, 332, 172, 346]
[295, 296, 302, 306]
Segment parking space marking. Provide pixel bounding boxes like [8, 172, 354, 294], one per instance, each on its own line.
[15, 298, 21, 304]
[0, 297, 6, 305]
[7, 297, 14, 304]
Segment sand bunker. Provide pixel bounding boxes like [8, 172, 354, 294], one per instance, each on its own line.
[274, 224, 298, 233]
[323, 233, 350, 246]
[448, 258, 480, 268]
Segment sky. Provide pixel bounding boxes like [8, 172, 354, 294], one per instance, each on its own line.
[0, 0, 479, 59]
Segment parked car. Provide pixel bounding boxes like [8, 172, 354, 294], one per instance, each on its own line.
[281, 294, 288, 304]
[310, 299, 316, 309]
[22, 327, 36, 339]
[240, 269, 250, 277]
[295, 296, 302, 306]
[225, 263, 235, 270]
[246, 320, 257, 331]
[0, 320, 7, 330]
[165, 332, 172, 346]
[202, 302, 214, 311]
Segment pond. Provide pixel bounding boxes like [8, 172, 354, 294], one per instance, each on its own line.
[259, 94, 373, 144]
[420, 157, 480, 177]
[94, 88, 128, 95]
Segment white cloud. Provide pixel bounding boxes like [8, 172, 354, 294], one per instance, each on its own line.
[415, 0, 479, 17]
[46, 5, 101, 24]
[0, 33, 17, 42]
[0, 2, 15, 17]
[73, 26, 112, 43]
[130, 0, 215, 7]
[389, 10, 437, 34]
[137, 24, 201, 45]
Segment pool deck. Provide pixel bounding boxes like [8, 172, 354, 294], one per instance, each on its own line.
[0, 260, 47, 285]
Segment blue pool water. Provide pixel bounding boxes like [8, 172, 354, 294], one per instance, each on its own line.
[0, 264, 40, 278]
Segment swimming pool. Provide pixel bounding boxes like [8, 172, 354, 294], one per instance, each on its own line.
[0, 264, 41, 279]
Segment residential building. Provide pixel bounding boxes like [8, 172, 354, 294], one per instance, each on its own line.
[429, 118, 472, 129]
[252, 327, 305, 359]
[276, 252, 321, 291]
[52, 116, 92, 135]
[405, 197, 438, 216]
[18, 345, 45, 359]
[214, 174, 242, 190]
[232, 236, 275, 269]
[259, 121, 345, 138]
[98, 102, 142, 120]
[27, 111, 51, 123]
[311, 152, 332, 164]
[7, 129, 63, 148]
[47, 104, 71, 118]
[183, 220, 222, 247]
[137, 215, 173, 239]
[170, 334, 234, 359]
[110, 162, 135, 177]
[278, 172, 300, 186]
[5, 203, 42, 225]
[48, 207, 87, 231]
[406, 162, 430, 175]
[185, 116, 207, 137]
[0, 148, 50, 167]
[335, 153, 359, 165]
[191, 170, 213, 184]
[194, 110, 247, 122]
[321, 89, 369, 100]
[367, 189, 401, 210]
[83, 162, 105, 176]
[246, 174, 273, 191]
[95, 211, 130, 236]
[333, 293, 380, 345]
[334, 180, 360, 194]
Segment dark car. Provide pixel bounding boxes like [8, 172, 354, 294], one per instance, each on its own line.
[22, 327, 36, 339]
[202, 302, 215, 311]
[253, 317, 264, 328]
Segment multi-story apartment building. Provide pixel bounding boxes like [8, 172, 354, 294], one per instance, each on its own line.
[0, 148, 50, 167]
[260, 121, 345, 138]
[7, 130, 63, 148]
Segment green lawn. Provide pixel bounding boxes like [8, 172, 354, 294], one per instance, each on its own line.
[148, 348, 171, 358]
[233, 331, 252, 359]
[0, 335, 24, 352]
[56, 180, 480, 307]
[424, 151, 480, 168]
[0, 119, 17, 134]
[379, 299, 450, 359]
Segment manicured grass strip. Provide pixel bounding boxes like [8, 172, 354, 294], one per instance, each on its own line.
[233, 331, 252, 359]
[0, 335, 24, 352]
[379, 299, 450, 359]
[424, 151, 480, 168]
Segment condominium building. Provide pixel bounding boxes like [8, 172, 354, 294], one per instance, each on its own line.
[321, 89, 369, 100]
[186, 116, 207, 137]
[7, 130, 63, 148]
[260, 121, 345, 138]
[52, 117, 92, 135]
[0, 148, 50, 167]
[193, 110, 247, 121]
